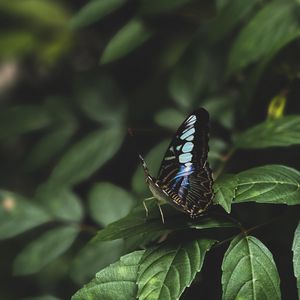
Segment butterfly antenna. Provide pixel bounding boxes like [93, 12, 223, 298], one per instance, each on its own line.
[128, 128, 149, 176]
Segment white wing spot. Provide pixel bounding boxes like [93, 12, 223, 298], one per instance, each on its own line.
[186, 135, 194, 141]
[182, 142, 194, 153]
[179, 152, 192, 163]
[180, 128, 195, 140]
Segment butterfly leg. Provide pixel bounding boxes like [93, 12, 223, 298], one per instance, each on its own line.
[157, 202, 165, 224]
[143, 197, 156, 217]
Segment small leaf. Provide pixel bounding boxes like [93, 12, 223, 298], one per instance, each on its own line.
[49, 127, 124, 187]
[0, 105, 51, 140]
[292, 222, 300, 298]
[132, 140, 169, 196]
[137, 238, 216, 300]
[0, 191, 51, 240]
[214, 174, 238, 213]
[93, 201, 235, 242]
[13, 226, 78, 275]
[207, 0, 260, 44]
[25, 124, 76, 171]
[222, 235, 281, 300]
[35, 186, 83, 222]
[75, 77, 126, 125]
[71, 239, 124, 284]
[154, 108, 185, 131]
[72, 250, 145, 300]
[88, 182, 135, 226]
[267, 92, 287, 120]
[169, 47, 221, 109]
[228, 1, 300, 74]
[100, 19, 153, 64]
[0, 0, 69, 27]
[234, 165, 300, 205]
[70, 0, 126, 29]
[202, 96, 236, 129]
[208, 138, 227, 168]
[234, 115, 300, 149]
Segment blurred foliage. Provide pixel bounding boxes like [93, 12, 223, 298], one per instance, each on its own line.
[0, 0, 300, 299]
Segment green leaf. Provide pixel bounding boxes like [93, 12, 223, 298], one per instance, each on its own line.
[208, 138, 227, 168]
[13, 226, 78, 275]
[93, 201, 235, 242]
[0, 105, 51, 140]
[49, 127, 124, 187]
[214, 174, 238, 213]
[228, 1, 300, 74]
[132, 140, 169, 196]
[0, 0, 69, 27]
[234, 165, 300, 205]
[100, 19, 153, 64]
[222, 235, 281, 300]
[234, 115, 300, 149]
[25, 124, 76, 171]
[35, 186, 83, 222]
[75, 77, 126, 125]
[292, 222, 300, 298]
[0, 191, 51, 240]
[72, 250, 145, 300]
[70, 0, 126, 29]
[138, 0, 192, 14]
[169, 47, 221, 109]
[202, 96, 236, 129]
[154, 108, 185, 131]
[89, 182, 135, 226]
[137, 238, 216, 300]
[207, 0, 259, 44]
[0, 31, 37, 60]
[71, 239, 124, 285]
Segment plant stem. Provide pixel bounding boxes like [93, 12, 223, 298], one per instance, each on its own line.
[214, 147, 236, 179]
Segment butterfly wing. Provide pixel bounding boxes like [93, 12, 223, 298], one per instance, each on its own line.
[157, 108, 213, 216]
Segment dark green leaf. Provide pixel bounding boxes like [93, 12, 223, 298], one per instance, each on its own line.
[169, 47, 221, 109]
[76, 77, 126, 125]
[35, 186, 83, 222]
[132, 140, 169, 195]
[228, 1, 300, 74]
[214, 174, 238, 213]
[154, 108, 185, 131]
[93, 201, 235, 242]
[49, 127, 124, 187]
[292, 222, 300, 298]
[25, 124, 76, 171]
[13, 226, 78, 275]
[222, 235, 281, 300]
[137, 238, 216, 300]
[88, 182, 135, 226]
[71, 239, 124, 285]
[0, 0, 68, 27]
[138, 0, 192, 14]
[202, 96, 236, 129]
[0, 105, 51, 140]
[234, 165, 300, 205]
[72, 250, 145, 300]
[100, 19, 153, 64]
[234, 115, 300, 149]
[208, 138, 227, 168]
[208, 0, 259, 44]
[70, 0, 126, 29]
[0, 191, 51, 240]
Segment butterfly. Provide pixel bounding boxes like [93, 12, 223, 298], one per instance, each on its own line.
[140, 107, 213, 219]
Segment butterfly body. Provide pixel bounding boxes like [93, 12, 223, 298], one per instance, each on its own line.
[140, 108, 214, 219]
